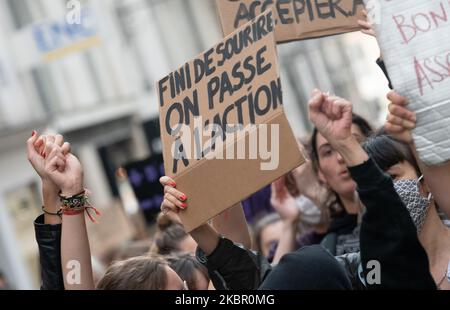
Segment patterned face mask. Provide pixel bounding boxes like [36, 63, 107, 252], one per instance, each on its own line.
[393, 176, 432, 234]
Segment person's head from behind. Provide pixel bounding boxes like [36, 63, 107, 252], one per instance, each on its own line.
[152, 213, 197, 255]
[253, 213, 282, 257]
[310, 113, 373, 198]
[97, 255, 185, 290]
[362, 134, 431, 233]
[166, 253, 209, 290]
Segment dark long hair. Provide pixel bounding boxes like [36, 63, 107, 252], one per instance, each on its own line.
[166, 253, 209, 290]
[309, 113, 373, 217]
[362, 133, 421, 175]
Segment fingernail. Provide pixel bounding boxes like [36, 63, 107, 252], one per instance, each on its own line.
[31, 130, 36, 137]
[180, 195, 187, 201]
[180, 203, 187, 209]
[403, 120, 415, 129]
[170, 182, 177, 187]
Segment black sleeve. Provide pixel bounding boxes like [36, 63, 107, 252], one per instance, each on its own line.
[196, 237, 271, 290]
[34, 215, 64, 290]
[376, 58, 393, 90]
[348, 158, 436, 289]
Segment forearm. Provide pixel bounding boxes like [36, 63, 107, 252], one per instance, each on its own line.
[412, 145, 450, 218]
[272, 221, 297, 264]
[212, 203, 251, 249]
[333, 138, 369, 167]
[42, 182, 61, 225]
[190, 223, 220, 256]
[61, 213, 94, 290]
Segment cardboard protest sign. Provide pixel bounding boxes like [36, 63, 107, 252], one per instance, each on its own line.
[216, 0, 366, 43]
[369, 0, 450, 165]
[157, 10, 304, 231]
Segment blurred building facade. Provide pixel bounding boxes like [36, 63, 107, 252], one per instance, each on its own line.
[0, 0, 388, 289]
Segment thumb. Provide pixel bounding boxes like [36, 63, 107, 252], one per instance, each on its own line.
[26, 131, 39, 160]
[308, 91, 326, 122]
[309, 89, 324, 111]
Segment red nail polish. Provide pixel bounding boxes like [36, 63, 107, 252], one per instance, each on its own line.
[31, 130, 36, 137]
[180, 203, 187, 209]
[180, 195, 187, 201]
[170, 182, 177, 187]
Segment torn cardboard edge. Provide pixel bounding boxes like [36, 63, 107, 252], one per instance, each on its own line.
[215, 0, 365, 44]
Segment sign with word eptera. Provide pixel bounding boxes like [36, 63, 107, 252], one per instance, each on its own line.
[216, 0, 366, 43]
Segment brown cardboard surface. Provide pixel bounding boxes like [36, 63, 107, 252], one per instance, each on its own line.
[216, 0, 365, 43]
[175, 112, 303, 231]
[157, 10, 304, 231]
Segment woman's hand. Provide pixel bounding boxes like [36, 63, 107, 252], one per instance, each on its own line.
[308, 89, 354, 147]
[385, 91, 416, 144]
[44, 142, 84, 197]
[271, 177, 299, 223]
[358, 9, 383, 60]
[159, 176, 188, 215]
[27, 132, 71, 185]
[309, 89, 369, 167]
[358, 9, 376, 37]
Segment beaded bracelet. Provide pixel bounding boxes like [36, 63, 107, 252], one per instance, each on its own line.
[59, 189, 101, 223]
[59, 190, 88, 209]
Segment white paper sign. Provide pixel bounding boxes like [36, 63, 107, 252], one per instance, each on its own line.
[369, 0, 450, 165]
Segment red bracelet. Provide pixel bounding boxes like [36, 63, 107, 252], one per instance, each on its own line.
[62, 209, 85, 216]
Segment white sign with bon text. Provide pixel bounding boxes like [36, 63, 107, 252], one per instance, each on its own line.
[370, 0, 450, 165]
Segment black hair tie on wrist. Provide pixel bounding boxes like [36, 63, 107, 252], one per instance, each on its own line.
[42, 206, 62, 218]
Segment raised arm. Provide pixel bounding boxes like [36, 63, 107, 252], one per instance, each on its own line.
[308, 89, 435, 289]
[27, 132, 71, 225]
[385, 91, 450, 218]
[28, 132, 73, 290]
[270, 177, 299, 264]
[159, 176, 250, 249]
[160, 176, 270, 290]
[212, 203, 251, 249]
[44, 141, 94, 290]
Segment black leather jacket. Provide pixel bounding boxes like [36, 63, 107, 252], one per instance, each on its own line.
[34, 215, 64, 290]
[196, 236, 364, 290]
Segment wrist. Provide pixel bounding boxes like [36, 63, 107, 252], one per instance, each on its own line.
[42, 180, 58, 194]
[281, 220, 297, 233]
[281, 213, 300, 225]
[333, 137, 369, 167]
[42, 181, 59, 211]
[332, 136, 358, 149]
[60, 184, 84, 198]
